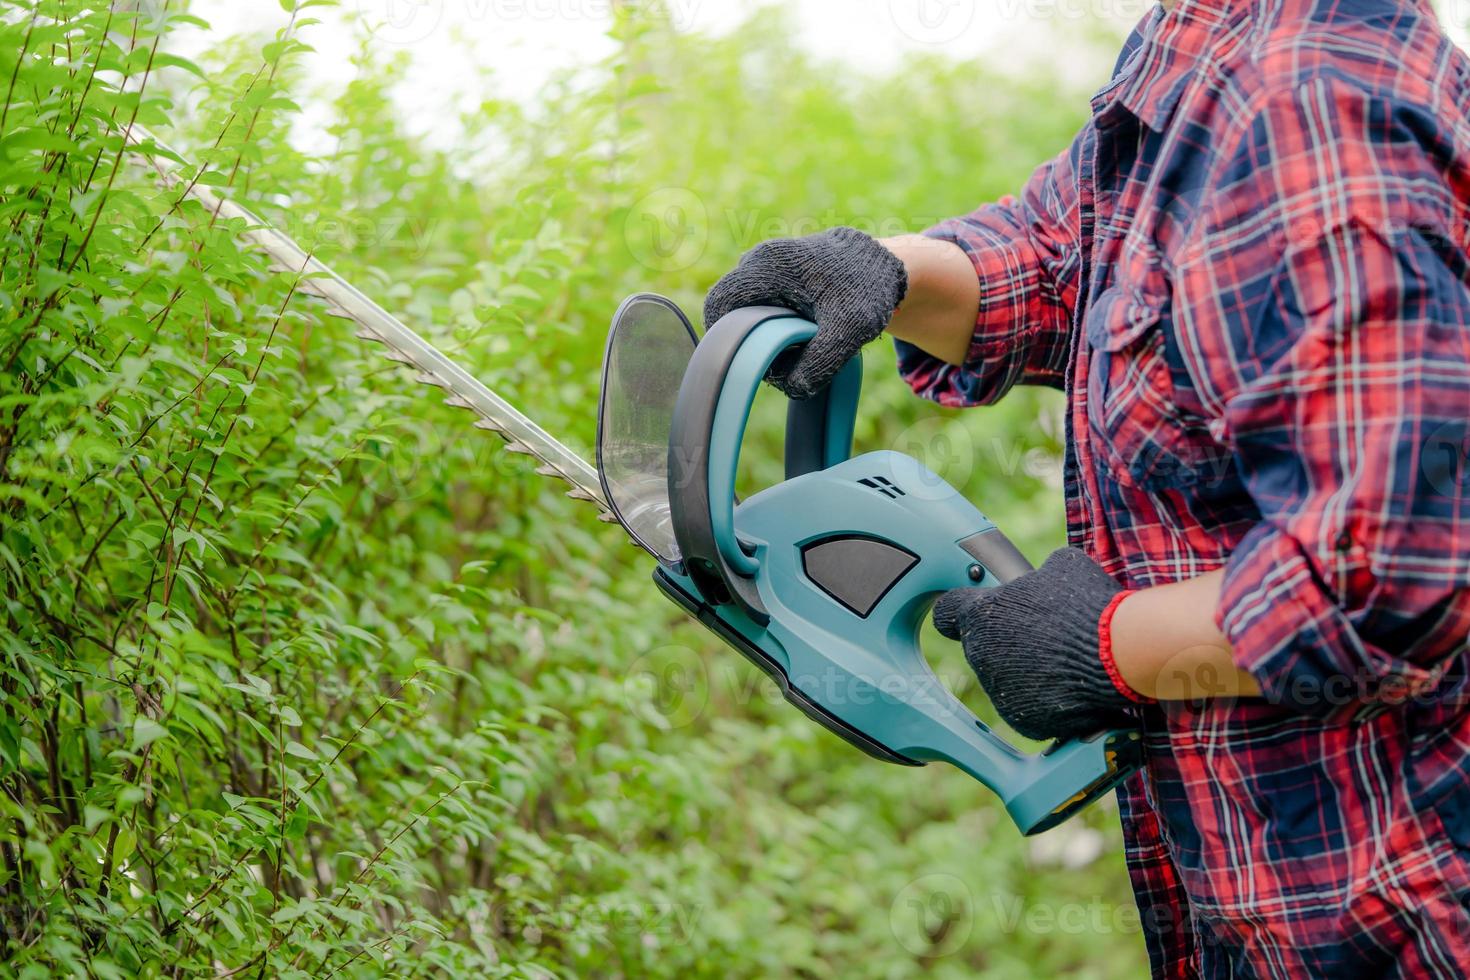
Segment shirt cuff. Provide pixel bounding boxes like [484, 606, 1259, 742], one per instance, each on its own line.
[1216, 523, 1447, 720]
[893, 220, 1051, 408]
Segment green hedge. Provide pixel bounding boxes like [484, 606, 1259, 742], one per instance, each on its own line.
[0, 2, 1144, 975]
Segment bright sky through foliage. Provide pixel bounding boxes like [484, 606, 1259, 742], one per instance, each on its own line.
[182, 0, 1137, 140]
[181, 0, 1467, 150]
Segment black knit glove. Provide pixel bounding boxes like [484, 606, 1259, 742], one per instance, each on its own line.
[703, 227, 908, 399]
[933, 548, 1139, 742]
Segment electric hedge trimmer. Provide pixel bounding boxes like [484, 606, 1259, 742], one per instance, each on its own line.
[127, 127, 1141, 835]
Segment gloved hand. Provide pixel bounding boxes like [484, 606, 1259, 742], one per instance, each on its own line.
[933, 548, 1143, 742]
[703, 227, 908, 399]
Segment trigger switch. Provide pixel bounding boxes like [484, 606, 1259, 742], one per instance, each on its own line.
[801, 535, 919, 618]
[958, 529, 1033, 584]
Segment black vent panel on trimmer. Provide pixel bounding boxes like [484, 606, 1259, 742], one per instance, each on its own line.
[857, 476, 905, 499]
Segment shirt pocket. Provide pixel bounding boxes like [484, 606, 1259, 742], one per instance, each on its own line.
[1083, 256, 1227, 493]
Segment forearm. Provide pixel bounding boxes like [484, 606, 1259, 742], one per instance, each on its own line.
[1109, 570, 1261, 701]
[878, 234, 978, 366]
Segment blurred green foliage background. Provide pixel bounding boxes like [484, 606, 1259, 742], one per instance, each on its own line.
[0, 1, 1146, 975]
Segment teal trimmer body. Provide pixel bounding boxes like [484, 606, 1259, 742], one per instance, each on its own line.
[597, 295, 1141, 835]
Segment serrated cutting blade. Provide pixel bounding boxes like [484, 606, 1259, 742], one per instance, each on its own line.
[122, 124, 609, 514]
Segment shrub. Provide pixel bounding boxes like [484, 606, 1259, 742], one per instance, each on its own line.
[0, 2, 1142, 975]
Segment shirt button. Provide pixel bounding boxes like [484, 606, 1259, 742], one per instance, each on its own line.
[1289, 216, 1323, 246]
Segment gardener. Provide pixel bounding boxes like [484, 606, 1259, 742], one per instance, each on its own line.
[704, 0, 1470, 974]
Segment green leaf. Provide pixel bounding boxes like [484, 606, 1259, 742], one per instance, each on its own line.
[130, 717, 169, 752]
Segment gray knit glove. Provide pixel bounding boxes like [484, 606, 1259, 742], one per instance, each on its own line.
[703, 227, 908, 399]
[933, 548, 1139, 742]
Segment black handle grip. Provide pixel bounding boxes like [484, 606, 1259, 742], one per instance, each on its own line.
[670, 306, 799, 623]
[782, 356, 860, 480]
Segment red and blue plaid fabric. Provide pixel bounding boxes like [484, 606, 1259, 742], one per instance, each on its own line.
[897, 0, 1470, 974]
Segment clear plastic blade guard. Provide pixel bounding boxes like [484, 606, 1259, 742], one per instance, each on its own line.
[596, 293, 698, 565]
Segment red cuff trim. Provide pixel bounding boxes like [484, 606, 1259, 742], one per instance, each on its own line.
[1098, 590, 1154, 705]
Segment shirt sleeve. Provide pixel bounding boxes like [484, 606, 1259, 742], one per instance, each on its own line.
[895, 133, 1084, 407]
[1178, 78, 1470, 717]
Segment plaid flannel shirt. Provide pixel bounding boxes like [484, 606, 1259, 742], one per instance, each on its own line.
[897, 0, 1470, 974]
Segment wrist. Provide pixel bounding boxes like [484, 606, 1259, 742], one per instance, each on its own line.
[1097, 590, 1155, 705]
[880, 234, 978, 365]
